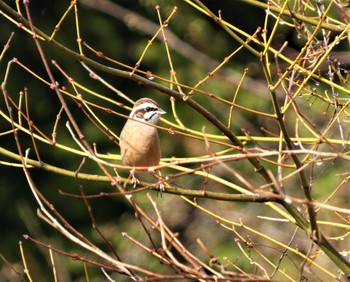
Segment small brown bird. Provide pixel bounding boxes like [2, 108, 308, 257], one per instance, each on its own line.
[119, 98, 166, 188]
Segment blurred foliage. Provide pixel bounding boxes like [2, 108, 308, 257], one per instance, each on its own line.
[1, 0, 350, 281]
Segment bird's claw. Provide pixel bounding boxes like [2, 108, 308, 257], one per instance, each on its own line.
[131, 174, 140, 189]
[157, 182, 165, 192]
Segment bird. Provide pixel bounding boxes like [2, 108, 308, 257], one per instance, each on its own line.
[119, 98, 166, 190]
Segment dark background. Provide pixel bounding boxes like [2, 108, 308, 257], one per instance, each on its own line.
[1, 1, 349, 281]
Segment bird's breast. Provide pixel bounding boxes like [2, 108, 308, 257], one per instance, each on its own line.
[120, 122, 161, 167]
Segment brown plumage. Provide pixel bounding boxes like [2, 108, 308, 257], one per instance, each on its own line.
[119, 98, 166, 187]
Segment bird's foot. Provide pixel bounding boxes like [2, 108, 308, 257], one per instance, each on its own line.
[131, 174, 140, 188]
[157, 182, 165, 193]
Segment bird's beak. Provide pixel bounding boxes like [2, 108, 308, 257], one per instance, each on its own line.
[158, 108, 166, 115]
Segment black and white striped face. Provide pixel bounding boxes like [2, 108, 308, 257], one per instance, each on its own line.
[130, 98, 166, 125]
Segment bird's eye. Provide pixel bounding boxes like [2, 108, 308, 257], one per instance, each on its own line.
[145, 106, 156, 112]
